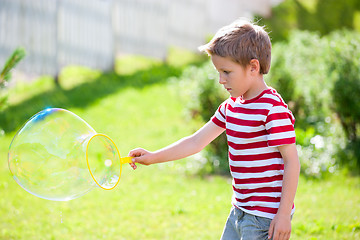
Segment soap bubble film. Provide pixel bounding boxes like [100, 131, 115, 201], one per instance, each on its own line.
[8, 108, 121, 201]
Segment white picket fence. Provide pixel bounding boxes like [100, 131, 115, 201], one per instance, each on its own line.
[0, 0, 115, 76]
[0, 0, 278, 78]
[113, 0, 208, 59]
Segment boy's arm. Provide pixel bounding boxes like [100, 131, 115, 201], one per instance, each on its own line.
[268, 143, 300, 240]
[128, 121, 225, 169]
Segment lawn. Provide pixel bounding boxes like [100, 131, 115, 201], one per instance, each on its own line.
[0, 55, 359, 239]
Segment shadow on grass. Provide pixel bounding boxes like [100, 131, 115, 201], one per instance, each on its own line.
[0, 59, 206, 133]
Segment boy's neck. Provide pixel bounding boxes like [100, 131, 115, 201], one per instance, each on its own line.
[242, 76, 268, 100]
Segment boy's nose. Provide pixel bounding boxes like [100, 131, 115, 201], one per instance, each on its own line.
[219, 76, 226, 85]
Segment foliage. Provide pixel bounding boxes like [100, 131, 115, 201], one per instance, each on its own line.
[257, 0, 360, 42]
[0, 48, 26, 84]
[265, 30, 333, 132]
[328, 30, 360, 142]
[328, 30, 360, 170]
[177, 62, 229, 175]
[269, 29, 360, 175]
[0, 47, 26, 111]
[267, 30, 360, 176]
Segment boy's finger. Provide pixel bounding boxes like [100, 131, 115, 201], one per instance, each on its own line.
[131, 156, 138, 163]
[268, 221, 274, 239]
[130, 158, 137, 169]
[129, 162, 137, 170]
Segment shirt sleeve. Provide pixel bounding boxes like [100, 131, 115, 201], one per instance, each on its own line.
[211, 99, 228, 129]
[265, 105, 296, 147]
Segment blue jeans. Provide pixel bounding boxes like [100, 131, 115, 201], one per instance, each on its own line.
[220, 206, 272, 240]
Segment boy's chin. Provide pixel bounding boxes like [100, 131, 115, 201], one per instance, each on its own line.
[230, 93, 241, 98]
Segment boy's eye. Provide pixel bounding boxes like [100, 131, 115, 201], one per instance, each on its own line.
[223, 70, 230, 74]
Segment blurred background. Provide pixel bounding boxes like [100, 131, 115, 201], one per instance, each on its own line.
[0, 0, 360, 239]
[0, 0, 282, 77]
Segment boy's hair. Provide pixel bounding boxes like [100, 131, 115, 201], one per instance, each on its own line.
[199, 19, 271, 74]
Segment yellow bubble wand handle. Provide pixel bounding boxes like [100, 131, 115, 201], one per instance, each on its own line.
[86, 133, 133, 191]
[120, 156, 133, 164]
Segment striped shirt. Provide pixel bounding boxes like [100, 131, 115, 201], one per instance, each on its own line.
[211, 88, 296, 219]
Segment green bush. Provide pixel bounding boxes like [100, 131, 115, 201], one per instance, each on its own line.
[266, 30, 333, 132]
[177, 62, 229, 175]
[267, 29, 360, 175]
[266, 30, 341, 177]
[328, 30, 360, 142]
[328, 30, 360, 171]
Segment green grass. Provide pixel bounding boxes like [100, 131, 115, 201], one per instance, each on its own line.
[1, 56, 360, 239]
[293, 174, 360, 239]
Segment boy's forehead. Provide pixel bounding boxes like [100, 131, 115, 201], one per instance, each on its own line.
[211, 55, 237, 67]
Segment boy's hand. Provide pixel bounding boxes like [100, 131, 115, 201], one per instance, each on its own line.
[268, 213, 291, 240]
[128, 148, 154, 170]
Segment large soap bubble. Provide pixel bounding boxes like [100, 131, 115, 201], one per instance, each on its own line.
[8, 108, 132, 201]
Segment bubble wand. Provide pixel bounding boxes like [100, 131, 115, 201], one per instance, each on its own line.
[86, 133, 133, 190]
[8, 108, 133, 201]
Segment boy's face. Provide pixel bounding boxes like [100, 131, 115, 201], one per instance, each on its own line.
[211, 55, 253, 99]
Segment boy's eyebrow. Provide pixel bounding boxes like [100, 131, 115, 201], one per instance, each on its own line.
[214, 66, 224, 72]
[218, 66, 230, 71]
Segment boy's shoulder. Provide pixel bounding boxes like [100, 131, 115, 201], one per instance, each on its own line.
[261, 87, 288, 108]
[263, 87, 295, 122]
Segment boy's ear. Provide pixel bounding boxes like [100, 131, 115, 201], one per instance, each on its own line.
[249, 59, 260, 74]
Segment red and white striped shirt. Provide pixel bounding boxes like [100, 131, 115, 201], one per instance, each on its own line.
[211, 88, 296, 219]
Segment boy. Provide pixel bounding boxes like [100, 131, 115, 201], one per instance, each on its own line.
[129, 19, 300, 240]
